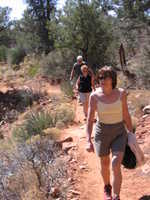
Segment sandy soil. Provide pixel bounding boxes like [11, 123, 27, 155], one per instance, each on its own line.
[62, 97, 150, 200]
[1, 79, 150, 200]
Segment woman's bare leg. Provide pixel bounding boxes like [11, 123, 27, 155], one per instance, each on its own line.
[111, 152, 124, 198]
[83, 94, 89, 118]
[100, 155, 110, 185]
[100, 155, 112, 199]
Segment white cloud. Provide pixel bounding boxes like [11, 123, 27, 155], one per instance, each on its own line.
[57, 0, 66, 9]
[0, 0, 27, 20]
[0, 0, 66, 20]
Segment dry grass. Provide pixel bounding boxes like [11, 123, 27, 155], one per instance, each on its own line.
[127, 89, 150, 117]
[43, 127, 61, 140]
[117, 72, 150, 118]
[117, 72, 128, 89]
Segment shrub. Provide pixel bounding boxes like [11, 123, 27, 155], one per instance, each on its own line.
[0, 45, 8, 62]
[117, 72, 128, 88]
[17, 89, 35, 108]
[43, 127, 61, 140]
[54, 104, 75, 124]
[7, 47, 26, 66]
[134, 39, 150, 89]
[0, 139, 14, 151]
[136, 65, 150, 89]
[12, 103, 75, 142]
[39, 48, 75, 79]
[12, 126, 29, 143]
[60, 81, 74, 98]
[56, 121, 65, 129]
[0, 138, 68, 199]
[12, 111, 54, 142]
[15, 88, 44, 108]
[128, 90, 150, 117]
[27, 64, 40, 78]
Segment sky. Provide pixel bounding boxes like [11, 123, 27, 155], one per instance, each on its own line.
[0, 0, 66, 20]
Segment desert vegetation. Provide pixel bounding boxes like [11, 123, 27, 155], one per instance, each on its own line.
[0, 0, 150, 199]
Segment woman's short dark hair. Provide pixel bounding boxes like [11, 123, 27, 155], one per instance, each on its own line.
[98, 66, 117, 89]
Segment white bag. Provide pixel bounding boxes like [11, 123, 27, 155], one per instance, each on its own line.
[128, 132, 145, 167]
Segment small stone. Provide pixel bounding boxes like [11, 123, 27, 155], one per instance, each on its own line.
[70, 159, 77, 163]
[69, 189, 80, 195]
[79, 165, 86, 170]
[142, 164, 150, 175]
[143, 105, 150, 114]
[141, 130, 147, 134]
[50, 187, 60, 198]
[142, 114, 148, 119]
[68, 177, 74, 182]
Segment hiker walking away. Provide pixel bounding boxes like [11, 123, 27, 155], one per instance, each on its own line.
[70, 55, 94, 83]
[76, 65, 95, 121]
[86, 66, 133, 200]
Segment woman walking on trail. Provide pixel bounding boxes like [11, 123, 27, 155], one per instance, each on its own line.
[76, 65, 95, 121]
[86, 66, 133, 200]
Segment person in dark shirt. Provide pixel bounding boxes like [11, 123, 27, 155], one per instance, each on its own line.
[76, 65, 95, 120]
[70, 55, 94, 82]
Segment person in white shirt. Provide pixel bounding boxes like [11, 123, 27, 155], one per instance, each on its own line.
[86, 66, 133, 200]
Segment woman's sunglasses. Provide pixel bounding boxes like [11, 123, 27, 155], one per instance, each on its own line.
[83, 70, 88, 73]
[99, 75, 110, 80]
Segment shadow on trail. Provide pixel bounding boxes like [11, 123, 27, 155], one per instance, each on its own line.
[0, 88, 44, 124]
[139, 195, 150, 200]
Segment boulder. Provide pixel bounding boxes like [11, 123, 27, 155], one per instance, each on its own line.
[143, 105, 150, 114]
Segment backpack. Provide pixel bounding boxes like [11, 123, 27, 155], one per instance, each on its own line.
[122, 132, 146, 169]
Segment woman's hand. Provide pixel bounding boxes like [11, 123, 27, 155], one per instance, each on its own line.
[86, 94, 96, 153]
[86, 141, 94, 152]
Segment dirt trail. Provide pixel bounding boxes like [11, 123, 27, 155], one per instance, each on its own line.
[61, 102, 150, 200]
[58, 89, 150, 200]
[1, 80, 150, 200]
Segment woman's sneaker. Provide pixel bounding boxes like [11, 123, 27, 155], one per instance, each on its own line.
[104, 184, 112, 200]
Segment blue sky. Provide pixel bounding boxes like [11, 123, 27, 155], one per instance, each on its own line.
[0, 0, 66, 20]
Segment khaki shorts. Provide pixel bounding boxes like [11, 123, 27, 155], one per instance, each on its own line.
[94, 121, 127, 157]
[78, 92, 90, 103]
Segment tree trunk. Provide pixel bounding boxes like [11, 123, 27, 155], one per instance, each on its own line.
[119, 43, 126, 72]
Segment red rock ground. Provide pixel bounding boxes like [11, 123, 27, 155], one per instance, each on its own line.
[62, 99, 150, 200]
[1, 80, 150, 200]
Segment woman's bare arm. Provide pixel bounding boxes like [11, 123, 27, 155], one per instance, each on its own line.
[122, 90, 133, 132]
[86, 93, 97, 142]
[75, 76, 80, 90]
[91, 75, 96, 91]
[70, 66, 75, 81]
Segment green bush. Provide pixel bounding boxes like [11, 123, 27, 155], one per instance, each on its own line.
[39, 48, 75, 79]
[136, 65, 150, 89]
[12, 104, 75, 142]
[12, 111, 54, 142]
[12, 126, 29, 143]
[54, 104, 75, 124]
[43, 127, 61, 140]
[60, 81, 74, 98]
[28, 64, 40, 78]
[7, 47, 26, 65]
[16, 89, 35, 108]
[0, 45, 8, 62]
[135, 48, 150, 89]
